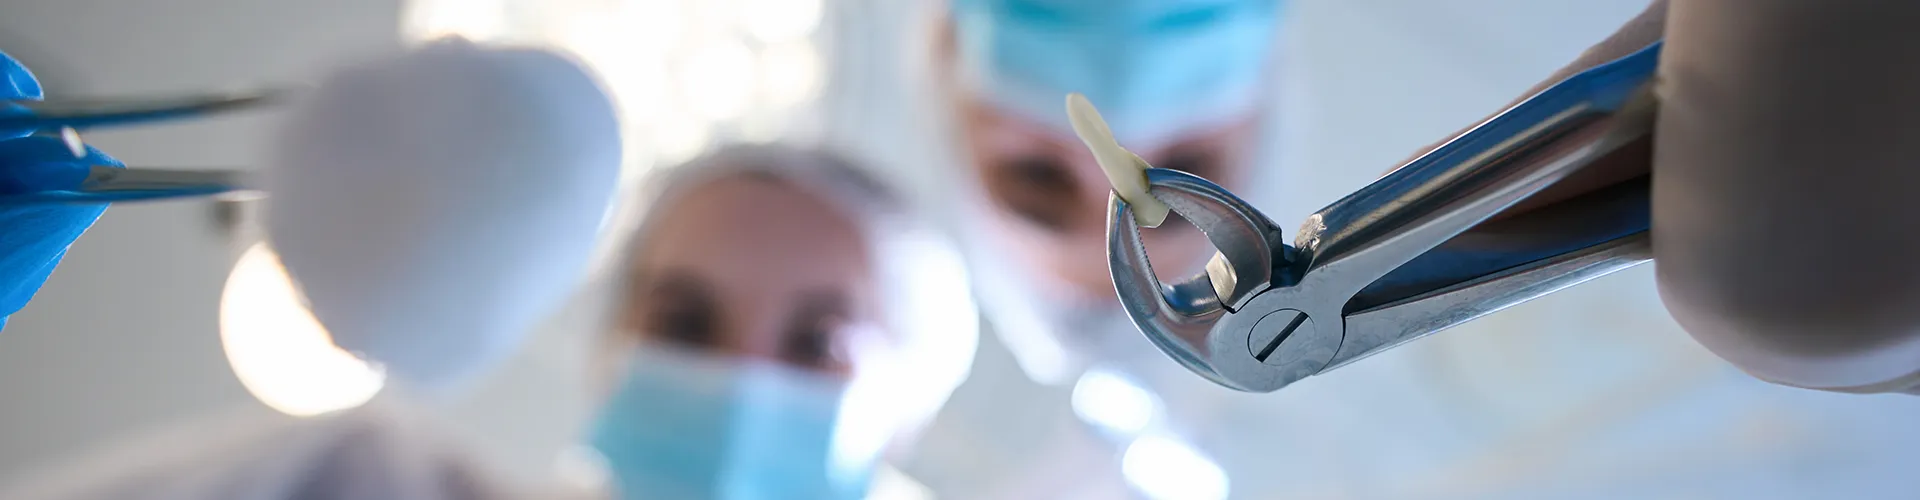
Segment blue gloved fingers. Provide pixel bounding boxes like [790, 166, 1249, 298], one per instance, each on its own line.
[0, 248, 66, 320]
[0, 137, 122, 320]
[0, 137, 97, 194]
[0, 51, 43, 142]
[0, 50, 43, 101]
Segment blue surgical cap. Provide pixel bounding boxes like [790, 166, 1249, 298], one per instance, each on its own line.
[951, 0, 1284, 146]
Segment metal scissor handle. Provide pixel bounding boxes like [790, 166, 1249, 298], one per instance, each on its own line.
[1109, 42, 1663, 393]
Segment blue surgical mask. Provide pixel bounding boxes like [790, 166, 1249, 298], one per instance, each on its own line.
[587, 346, 874, 500]
[951, 0, 1284, 146]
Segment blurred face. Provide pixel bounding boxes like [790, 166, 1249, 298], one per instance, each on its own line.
[616, 173, 880, 378]
[959, 99, 1262, 307]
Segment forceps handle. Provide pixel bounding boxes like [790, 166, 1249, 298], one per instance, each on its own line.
[1327, 183, 1653, 369]
[0, 166, 256, 206]
[1289, 42, 1661, 298]
[0, 90, 280, 132]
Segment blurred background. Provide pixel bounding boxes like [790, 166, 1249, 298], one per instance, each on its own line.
[4, 0, 1920, 499]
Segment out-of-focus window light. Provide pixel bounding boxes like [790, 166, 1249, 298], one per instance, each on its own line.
[624, 0, 688, 50]
[759, 41, 825, 108]
[678, 39, 761, 122]
[403, 0, 508, 42]
[1122, 435, 1230, 500]
[404, 0, 830, 174]
[1072, 368, 1159, 436]
[654, 111, 716, 164]
[738, 0, 824, 43]
[219, 243, 385, 417]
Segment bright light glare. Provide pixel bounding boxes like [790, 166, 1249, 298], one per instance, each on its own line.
[553, 445, 612, 492]
[677, 40, 759, 121]
[1122, 435, 1230, 500]
[621, 0, 687, 52]
[865, 465, 935, 500]
[758, 41, 823, 108]
[404, 0, 508, 42]
[220, 243, 385, 417]
[1072, 369, 1158, 436]
[834, 231, 982, 488]
[653, 109, 713, 164]
[569, 29, 670, 122]
[980, 288, 1074, 385]
[737, 0, 823, 43]
[832, 324, 903, 482]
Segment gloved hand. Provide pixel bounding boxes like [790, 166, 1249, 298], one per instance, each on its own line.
[0, 51, 123, 330]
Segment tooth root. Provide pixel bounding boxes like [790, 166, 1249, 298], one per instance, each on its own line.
[1065, 93, 1170, 228]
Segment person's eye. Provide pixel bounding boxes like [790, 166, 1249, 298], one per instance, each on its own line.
[987, 155, 1081, 232]
[651, 305, 718, 348]
[635, 275, 721, 349]
[782, 292, 854, 374]
[780, 325, 840, 372]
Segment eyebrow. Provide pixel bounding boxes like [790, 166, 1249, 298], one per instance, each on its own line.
[626, 269, 712, 315]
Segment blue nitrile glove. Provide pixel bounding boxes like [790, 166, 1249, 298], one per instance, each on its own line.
[0, 51, 121, 331]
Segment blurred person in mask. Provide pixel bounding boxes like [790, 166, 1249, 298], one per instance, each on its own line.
[937, 0, 1283, 383]
[0, 87, 975, 499]
[889, 0, 1920, 498]
[1, 38, 976, 499]
[907, 1, 1300, 494]
[585, 144, 977, 500]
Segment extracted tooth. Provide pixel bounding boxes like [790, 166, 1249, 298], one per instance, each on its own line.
[1066, 93, 1169, 228]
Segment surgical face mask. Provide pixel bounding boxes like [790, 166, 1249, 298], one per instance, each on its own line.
[588, 345, 875, 500]
[951, 0, 1284, 146]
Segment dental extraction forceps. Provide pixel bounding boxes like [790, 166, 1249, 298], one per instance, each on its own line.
[0, 90, 276, 205]
[1108, 42, 1662, 393]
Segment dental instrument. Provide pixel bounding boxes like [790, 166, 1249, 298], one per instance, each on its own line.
[1098, 42, 1661, 392]
[0, 90, 276, 205]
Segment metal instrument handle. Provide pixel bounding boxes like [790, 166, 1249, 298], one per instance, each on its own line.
[1290, 43, 1660, 301]
[0, 89, 282, 131]
[0, 166, 255, 206]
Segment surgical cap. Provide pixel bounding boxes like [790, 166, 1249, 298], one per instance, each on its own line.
[950, 0, 1284, 146]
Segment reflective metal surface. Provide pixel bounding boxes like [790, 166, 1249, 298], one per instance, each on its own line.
[1106, 42, 1664, 393]
[1108, 169, 1287, 391]
[0, 89, 279, 205]
[0, 89, 282, 131]
[0, 166, 256, 206]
